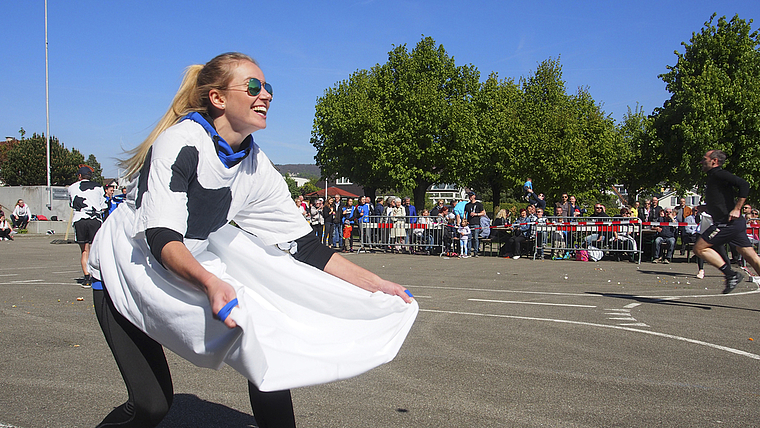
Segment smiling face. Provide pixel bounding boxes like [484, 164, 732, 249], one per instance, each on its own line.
[213, 60, 272, 146]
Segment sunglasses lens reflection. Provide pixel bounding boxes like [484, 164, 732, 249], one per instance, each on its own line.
[247, 78, 262, 96]
[246, 78, 273, 97]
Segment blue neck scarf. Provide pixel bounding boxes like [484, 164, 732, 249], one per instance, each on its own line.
[182, 112, 253, 168]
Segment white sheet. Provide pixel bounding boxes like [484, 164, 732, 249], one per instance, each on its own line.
[89, 206, 418, 391]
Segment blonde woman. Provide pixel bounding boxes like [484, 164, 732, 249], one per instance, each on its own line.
[492, 208, 509, 242]
[88, 53, 416, 428]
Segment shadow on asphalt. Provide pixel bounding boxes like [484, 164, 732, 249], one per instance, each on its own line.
[157, 394, 257, 428]
[585, 292, 760, 313]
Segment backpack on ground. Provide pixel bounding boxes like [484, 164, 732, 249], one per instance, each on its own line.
[575, 250, 589, 262]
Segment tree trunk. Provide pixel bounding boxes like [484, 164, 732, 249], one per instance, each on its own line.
[490, 183, 502, 216]
[363, 186, 377, 203]
[413, 180, 431, 213]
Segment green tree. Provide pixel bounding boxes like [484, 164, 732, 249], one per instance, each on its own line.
[615, 104, 660, 203]
[653, 14, 760, 199]
[312, 69, 390, 200]
[470, 72, 523, 213]
[0, 133, 85, 186]
[516, 58, 619, 204]
[86, 154, 104, 185]
[284, 176, 299, 199]
[300, 181, 320, 196]
[312, 36, 480, 210]
[375, 37, 480, 210]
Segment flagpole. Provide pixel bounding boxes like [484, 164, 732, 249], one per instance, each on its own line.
[45, 0, 52, 210]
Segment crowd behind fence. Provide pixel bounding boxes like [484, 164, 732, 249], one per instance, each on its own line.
[319, 215, 760, 263]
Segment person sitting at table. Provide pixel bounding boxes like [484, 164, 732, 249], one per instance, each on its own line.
[492, 208, 509, 242]
[502, 208, 533, 259]
[652, 208, 677, 263]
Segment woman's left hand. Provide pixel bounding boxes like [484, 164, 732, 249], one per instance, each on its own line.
[324, 253, 414, 304]
[373, 278, 414, 303]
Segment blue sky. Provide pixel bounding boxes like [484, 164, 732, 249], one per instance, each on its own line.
[2, 1, 758, 178]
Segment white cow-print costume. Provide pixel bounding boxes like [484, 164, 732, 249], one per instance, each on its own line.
[89, 113, 418, 391]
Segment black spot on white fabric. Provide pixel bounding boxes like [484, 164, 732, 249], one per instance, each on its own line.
[72, 195, 87, 211]
[135, 147, 152, 209]
[80, 181, 100, 191]
[169, 146, 232, 240]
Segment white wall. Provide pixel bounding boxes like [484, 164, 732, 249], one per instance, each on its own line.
[0, 186, 73, 222]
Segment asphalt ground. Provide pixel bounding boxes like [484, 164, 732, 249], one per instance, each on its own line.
[1, 235, 759, 428]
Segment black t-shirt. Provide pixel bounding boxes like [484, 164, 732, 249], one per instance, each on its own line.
[464, 201, 484, 224]
[705, 166, 750, 223]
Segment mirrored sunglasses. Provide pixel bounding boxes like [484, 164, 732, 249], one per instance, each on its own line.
[246, 78, 273, 97]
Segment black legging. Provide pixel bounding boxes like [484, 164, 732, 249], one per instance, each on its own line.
[93, 287, 296, 428]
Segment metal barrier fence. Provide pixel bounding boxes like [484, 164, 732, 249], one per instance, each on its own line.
[344, 216, 760, 262]
[533, 217, 642, 262]
[357, 215, 446, 253]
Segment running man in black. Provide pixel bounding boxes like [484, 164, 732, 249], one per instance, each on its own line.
[694, 150, 760, 293]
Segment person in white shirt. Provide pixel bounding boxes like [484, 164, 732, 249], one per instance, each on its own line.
[67, 166, 106, 287]
[87, 52, 416, 428]
[0, 212, 13, 241]
[11, 199, 31, 229]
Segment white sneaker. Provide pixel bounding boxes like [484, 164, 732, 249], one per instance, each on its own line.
[696, 270, 704, 279]
[512, 255, 520, 259]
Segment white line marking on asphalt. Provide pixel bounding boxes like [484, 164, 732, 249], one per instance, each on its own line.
[639, 286, 760, 300]
[413, 285, 590, 297]
[0, 274, 19, 277]
[468, 298, 596, 308]
[624, 302, 642, 309]
[620, 323, 649, 327]
[0, 423, 22, 428]
[412, 283, 760, 300]
[9, 279, 44, 283]
[608, 317, 637, 321]
[420, 308, 760, 360]
[0, 282, 81, 286]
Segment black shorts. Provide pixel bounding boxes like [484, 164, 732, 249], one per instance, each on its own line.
[74, 218, 102, 244]
[700, 216, 752, 248]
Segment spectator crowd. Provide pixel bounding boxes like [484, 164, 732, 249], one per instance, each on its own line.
[294, 188, 760, 273]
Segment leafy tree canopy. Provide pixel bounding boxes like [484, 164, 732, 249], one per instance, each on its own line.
[312, 36, 480, 209]
[0, 133, 86, 186]
[653, 13, 760, 199]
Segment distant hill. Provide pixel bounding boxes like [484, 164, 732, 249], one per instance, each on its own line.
[275, 164, 321, 178]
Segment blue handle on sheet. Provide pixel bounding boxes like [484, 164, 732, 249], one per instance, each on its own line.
[405, 289, 414, 298]
[217, 298, 238, 322]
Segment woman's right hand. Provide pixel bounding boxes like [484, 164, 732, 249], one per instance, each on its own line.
[205, 276, 239, 329]
[161, 241, 239, 329]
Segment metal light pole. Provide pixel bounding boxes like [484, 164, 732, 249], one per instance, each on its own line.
[45, 0, 52, 210]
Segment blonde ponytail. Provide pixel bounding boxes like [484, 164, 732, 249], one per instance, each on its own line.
[120, 52, 257, 178]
